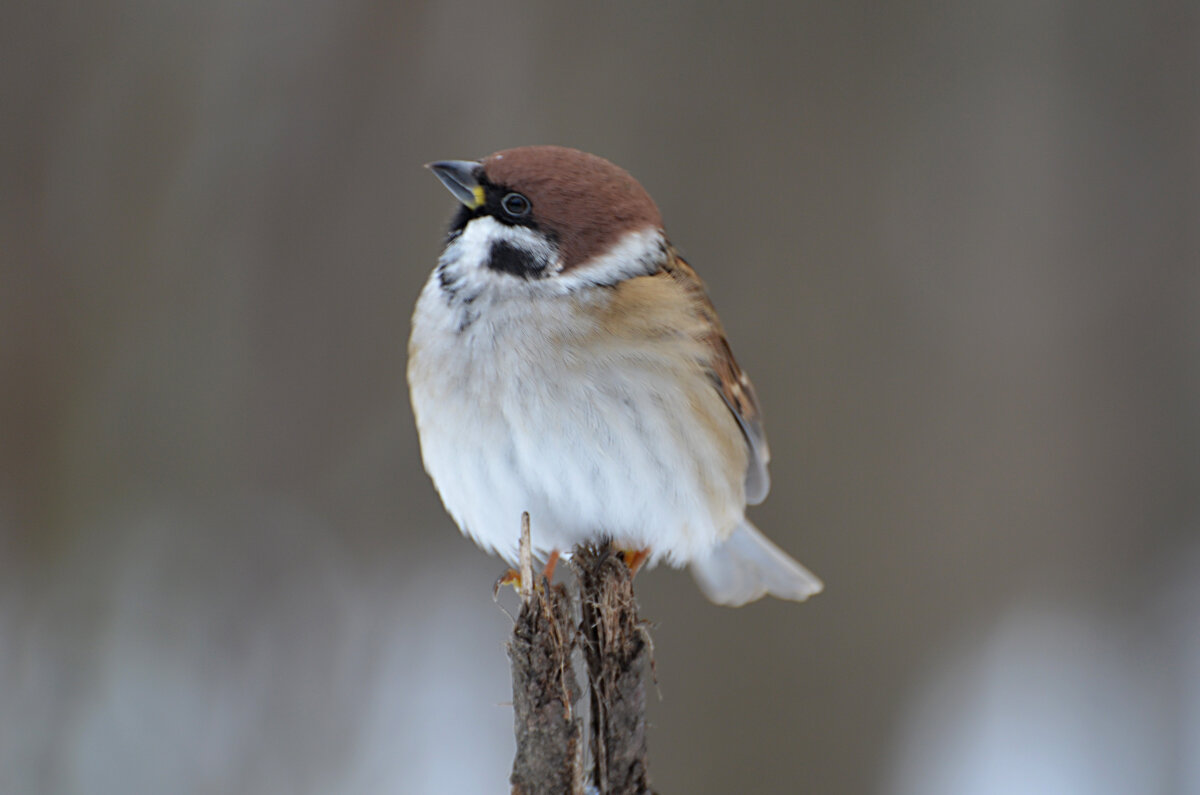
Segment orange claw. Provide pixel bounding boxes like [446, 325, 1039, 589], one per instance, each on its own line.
[493, 568, 522, 599]
[621, 547, 652, 575]
[493, 550, 561, 599]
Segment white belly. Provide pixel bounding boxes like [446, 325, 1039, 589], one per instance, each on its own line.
[407, 278, 747, 568]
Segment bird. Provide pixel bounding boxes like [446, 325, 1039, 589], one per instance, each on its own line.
[408, 145, 822, 606]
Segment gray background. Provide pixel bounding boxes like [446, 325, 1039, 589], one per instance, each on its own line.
[4, 2, 1198, 793]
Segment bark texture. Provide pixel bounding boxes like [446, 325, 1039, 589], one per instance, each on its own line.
[576, 545, 652, 795]
[508, 580, 584, 795]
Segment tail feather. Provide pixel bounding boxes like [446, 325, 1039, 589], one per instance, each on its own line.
[690, 521, 823, 607]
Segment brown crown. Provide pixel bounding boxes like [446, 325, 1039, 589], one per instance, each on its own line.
[481, 146, 664, 271]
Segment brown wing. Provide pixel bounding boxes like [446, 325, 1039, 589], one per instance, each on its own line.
[662, 249, 772, 504]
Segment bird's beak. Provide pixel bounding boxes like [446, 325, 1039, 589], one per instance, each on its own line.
[426, 160, 485, 209]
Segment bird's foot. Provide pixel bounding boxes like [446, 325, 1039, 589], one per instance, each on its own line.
[542, 549, 561, 581]
[492, 549, 562, 599]
[619, 547, 652, 575]
[493, 568, 523, 599]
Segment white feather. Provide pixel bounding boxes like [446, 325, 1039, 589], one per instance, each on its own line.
[689, 520, 824, 606]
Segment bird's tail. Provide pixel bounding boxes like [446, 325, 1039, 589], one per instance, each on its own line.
[690, 520, 823, 606]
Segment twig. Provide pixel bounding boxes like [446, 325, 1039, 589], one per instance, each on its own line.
[519, 511, 533, 603]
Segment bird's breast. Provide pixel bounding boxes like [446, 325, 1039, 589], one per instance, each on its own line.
[408, 278, 747, 563]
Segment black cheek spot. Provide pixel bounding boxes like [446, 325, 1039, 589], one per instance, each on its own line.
[487, 240, 545, 279]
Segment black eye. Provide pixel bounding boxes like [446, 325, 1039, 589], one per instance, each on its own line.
[501, 192, 531, 218]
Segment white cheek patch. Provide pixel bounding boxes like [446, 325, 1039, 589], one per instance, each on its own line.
[433, 218, 668, 316]
[435, 216, 559, 305]
[442, 216, 555, 276]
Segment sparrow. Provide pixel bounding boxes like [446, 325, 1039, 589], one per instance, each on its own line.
[408, 145, 822, 606]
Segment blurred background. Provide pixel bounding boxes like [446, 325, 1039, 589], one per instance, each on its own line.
[3, 1, 1198, 792]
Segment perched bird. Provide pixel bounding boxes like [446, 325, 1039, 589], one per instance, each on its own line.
[408, 146, 822, 606]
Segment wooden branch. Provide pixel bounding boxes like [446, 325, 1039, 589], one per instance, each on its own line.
[575, 544, 652, 795]
[508, 517, 584, 795]
[506, 525, 653, 794]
